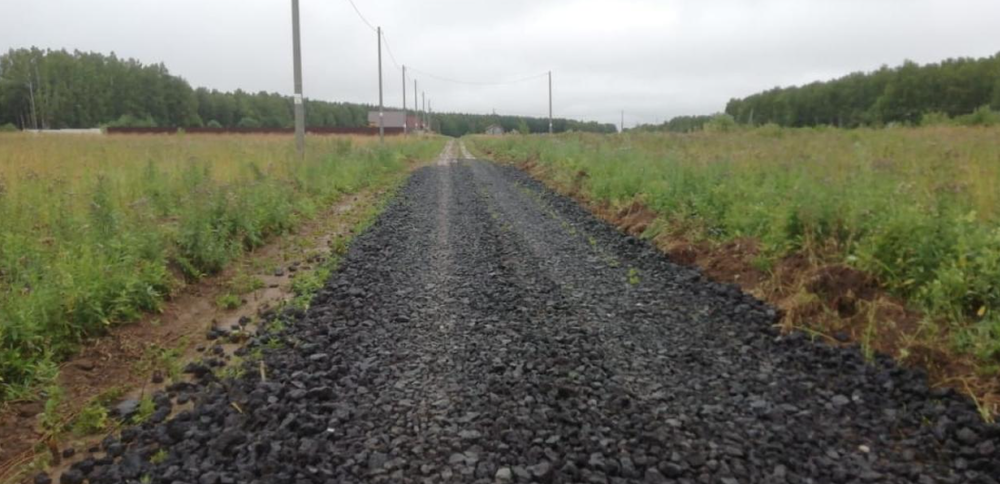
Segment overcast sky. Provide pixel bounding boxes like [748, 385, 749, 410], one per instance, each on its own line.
[3, 0, 999, 126]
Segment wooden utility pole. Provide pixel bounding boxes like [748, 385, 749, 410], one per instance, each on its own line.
[402, 66, 407, 134]
[27, 79, 38, 130]
[291, 0, 305, 157]
[548, 71, 553, 134]
[377, 27, 384, 143]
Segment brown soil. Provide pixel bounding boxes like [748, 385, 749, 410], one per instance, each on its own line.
[506, 157, 999, 419]
[0, 174, 407, 483]
[616, 200, 658, 236]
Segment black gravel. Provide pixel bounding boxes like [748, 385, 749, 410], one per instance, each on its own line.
[64, 156, 999, 483]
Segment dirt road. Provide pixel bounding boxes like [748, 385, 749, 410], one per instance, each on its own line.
[59, 143, 998, 483]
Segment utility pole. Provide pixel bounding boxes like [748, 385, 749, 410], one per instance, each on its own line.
[548, 71, 553, 135]
[414, 79, 418, 130]
[291, 0, 305, 157]
[422, 92, 426, 131]
[377, 27, 385, 143]
[621, 110, 624, 133]
[32, 60, 45, 129]
[27, 78, 38, 130]
[402, 66, 407, 134]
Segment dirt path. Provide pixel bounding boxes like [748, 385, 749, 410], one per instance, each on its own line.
[41, 142, 999, 484]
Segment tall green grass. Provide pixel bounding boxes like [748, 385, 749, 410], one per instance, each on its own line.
[0, 134, 443, 400]
[471, 128, 1000, 371]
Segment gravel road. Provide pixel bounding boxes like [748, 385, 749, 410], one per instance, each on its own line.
[60, 144, 999, 484]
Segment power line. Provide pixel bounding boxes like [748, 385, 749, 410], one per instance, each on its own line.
[406, 67, 548, 86]
[342, 0, 546, 86]
[345, 0, 377, 32]
[380, 31, 402, 70]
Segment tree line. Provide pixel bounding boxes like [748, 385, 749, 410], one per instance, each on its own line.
[0, 48, 614, 135]
[626, 115, 714, 133]
[724, 52, 1000, 128]
[433, 113, 616, 137]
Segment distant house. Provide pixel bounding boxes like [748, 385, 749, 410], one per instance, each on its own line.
[368, 111, 426, 132]
[485, 124, 504, 135]
[406, 114, 423, 132]
[368, 111, 407, 129]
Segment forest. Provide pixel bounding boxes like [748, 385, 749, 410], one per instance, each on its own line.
[0, 47, 615, 135]
[723, 52, 1000, 127]
[626, 115, 714, 133]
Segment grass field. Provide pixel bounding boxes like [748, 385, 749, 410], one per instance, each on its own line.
[0, 133, 444, 400]
[471, 127, 1000, 389]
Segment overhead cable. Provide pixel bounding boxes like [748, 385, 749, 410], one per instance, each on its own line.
[345, 0, 377, 32]
[343, 0, 546, 87]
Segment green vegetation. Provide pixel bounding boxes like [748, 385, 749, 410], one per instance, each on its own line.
[215, 293, 242, 310]
[290, 184, 397, 310]
[629, 115, 715, 133]
[133, 395, 156, 425]
[135, 343, 186, 385]
[39, 384, 65, 434]
[0, 133, 443, 401]
[471, 127, 1000, 372]
[627, 268, 641, 286]
[0, 47, 613, 135]
[149, 449, 168, 465]
[723, 52, 1000, 127]
[634, 54, 1000, 133]
[71, 400, 109, 436]
[227, 271, 265, 296]
[433, 112, 616, 136]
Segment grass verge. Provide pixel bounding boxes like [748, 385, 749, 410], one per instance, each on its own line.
[0, 138, 437, 484]
[0, 133, 444, 401]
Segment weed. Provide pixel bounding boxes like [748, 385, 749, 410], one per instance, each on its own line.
[136, 343, 186, 384]
[627, 267, 641, 286]
[132, 395, 156, 424]
[149, 448, 168, 465]
[39, 384, 65, 434]
[265, 337, 284, 350]
[860, 300, 879, 361]
[751, 255, 773, 273]
[266, 319, 287, 334]
[248, 347, 265, 361]
[71, 401, 109, 436]
[215, 293, 242, 310]
[217, 360, 246, 380]
[93, 386, 127, 406]
[228, 271, 265, 295]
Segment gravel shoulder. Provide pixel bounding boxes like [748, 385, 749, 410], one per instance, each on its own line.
[49, 143, 1000, 484]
